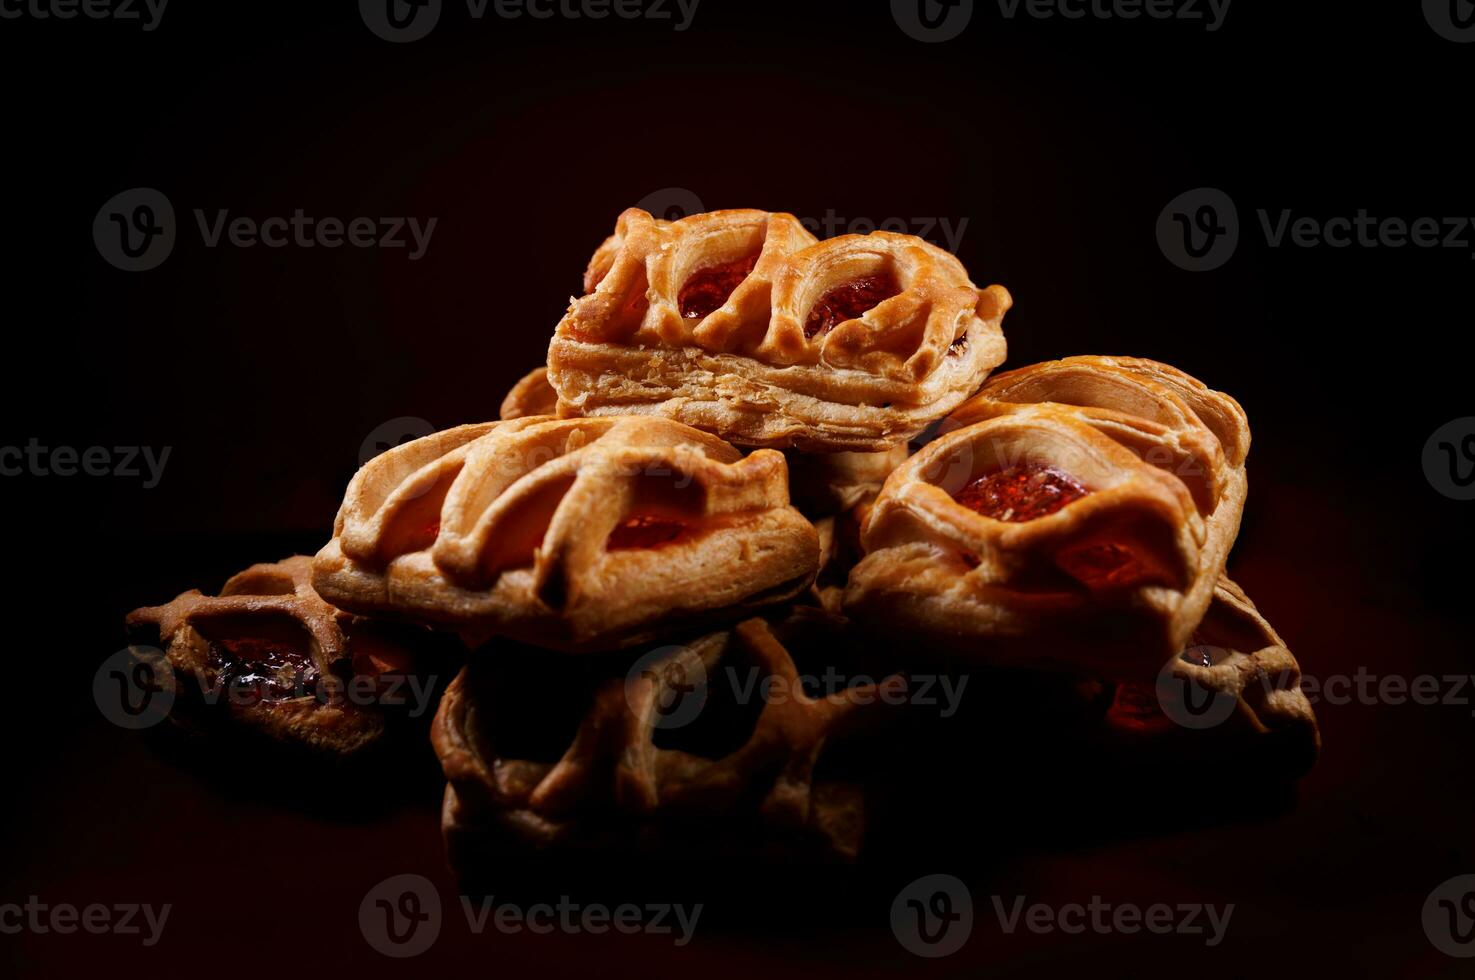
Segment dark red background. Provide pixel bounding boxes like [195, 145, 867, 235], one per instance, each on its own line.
[3, 2, 1471, 976]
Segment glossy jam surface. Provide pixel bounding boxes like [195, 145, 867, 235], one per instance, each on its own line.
[208, 636, 320, 703]
[953, 464, 1089, 522]
[803, 272, 902, 337]
[607, 514, 688, 550]
[678, 254, 759, 320]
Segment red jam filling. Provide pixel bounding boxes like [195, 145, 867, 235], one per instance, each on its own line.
[953, 464, 1089, 522]
[678, 254, 759, 320]
[207, 636, 320, 704]
[607, 514, 688, 550]
[803, 272, 902, 337]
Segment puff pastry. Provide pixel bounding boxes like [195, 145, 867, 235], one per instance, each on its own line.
[499, 367, 559, 421]
[546, 208, 1011, 452]
[1102, 576, 1319, 775]
[313, 416, 820, 652]
[433, 608, 897, 861]
[844, 355, 1250, 678]
[785, 444, 910, 519]
[125, 556, 452, 755]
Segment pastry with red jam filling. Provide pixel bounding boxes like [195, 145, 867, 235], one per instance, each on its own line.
[844, 356, 1251, 679]
[546, 207, 1011, 452]
[124, 556, 457, 756]
[313, 416, 819, 652]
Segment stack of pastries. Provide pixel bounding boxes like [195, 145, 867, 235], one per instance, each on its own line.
[126, 207, 1320, 863]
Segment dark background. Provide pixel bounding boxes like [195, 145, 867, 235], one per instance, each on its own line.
[2, 1, 1472, 976]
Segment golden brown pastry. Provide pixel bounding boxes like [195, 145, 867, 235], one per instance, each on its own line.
[433, 609, 897, 861]
[1102, 576, 1319, 775]
[784, 444, 910, 519]
[125, 556, 452, 755]
[313, 416, 820, 652]
[844, 356, 1250, 679]
[546, 208, 1011, 452]
[499, 367, 559, 421]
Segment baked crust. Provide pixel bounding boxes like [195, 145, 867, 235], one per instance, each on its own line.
[1101, 576, 1320, 775]
[844, 355, 1250, 678]
[313, 415, 820, 652]
[546, 207, 1011, 451]
[124, 556, 441, 755]
[785, 444, 910, 519]
[499, 367, 559, 420]
[432, 609, 897, 861]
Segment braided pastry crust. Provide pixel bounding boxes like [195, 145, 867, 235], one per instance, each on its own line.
[844, 356, 1249, 678]
[433, 609, 896, 861]
[547, 208, 1010, 451]
[314, 416, 820, 652]
[125, 556, 447, 755]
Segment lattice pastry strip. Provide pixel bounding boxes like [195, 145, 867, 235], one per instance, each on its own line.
[314, 416, 820, 652]
[499, 367, 559, 421]
[548, 207, 1011, 451]
[845, 356, 1249, 679]
[124, 556, 445, 755]
[1102, 576, 1320, 775]
[432, 613, 896, 860]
